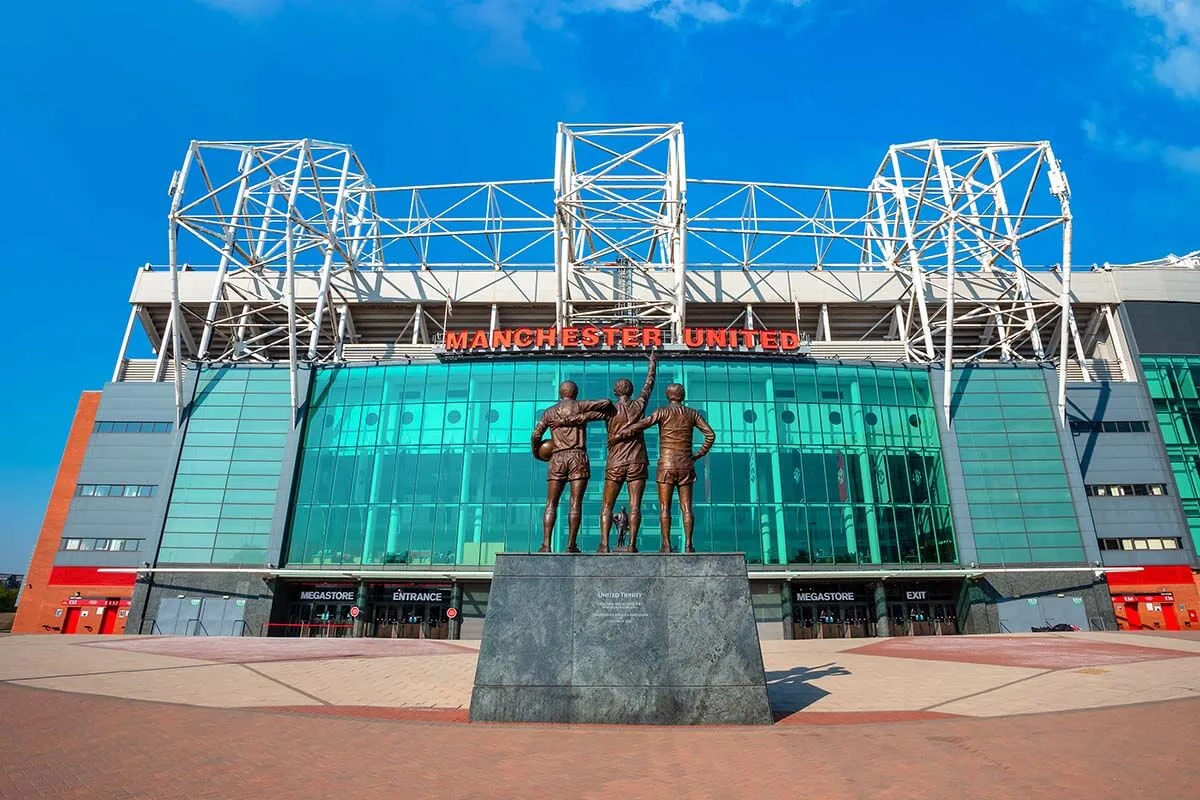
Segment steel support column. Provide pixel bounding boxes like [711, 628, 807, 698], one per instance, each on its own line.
[167, 145, 196, 422]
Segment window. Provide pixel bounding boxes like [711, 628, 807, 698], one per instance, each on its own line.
[1068, 419, 1151, 434]
[76, 484, 158, 498]
[281, 361, 957, 568]
[1098, 537, 1181, 551]
[93, 421, 174, 434]
[59, 537, 144, 552]
[1085, 483, 1168, 497]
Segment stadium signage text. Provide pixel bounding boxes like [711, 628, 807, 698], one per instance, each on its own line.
[442, 326, 806, 353]
[299, 590, 355, 601]
[393, 590, 447, 603]
[795, 591, 856, 602]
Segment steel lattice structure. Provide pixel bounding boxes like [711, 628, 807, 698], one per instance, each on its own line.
[158, 124, 1088, 425]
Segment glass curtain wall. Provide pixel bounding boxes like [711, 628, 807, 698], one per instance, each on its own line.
[284, 359, 955, 567]
[1143, 355, 1200, 552]
[160, 368, 293, 565]
[949, 367, 1085, 564]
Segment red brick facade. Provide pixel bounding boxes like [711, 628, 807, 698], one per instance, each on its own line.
[11, 393, 134, 635]
[1106, 565, 1200, 632]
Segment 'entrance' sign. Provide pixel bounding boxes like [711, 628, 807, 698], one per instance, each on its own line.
[393, 589, 447, 603]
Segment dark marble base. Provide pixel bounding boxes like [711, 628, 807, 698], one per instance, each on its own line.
[469, 553, 772, 725]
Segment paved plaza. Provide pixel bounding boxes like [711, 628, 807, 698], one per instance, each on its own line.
[1, 631, 1198, 798]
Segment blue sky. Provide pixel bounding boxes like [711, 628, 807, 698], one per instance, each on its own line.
[0, 0, 1197, 571]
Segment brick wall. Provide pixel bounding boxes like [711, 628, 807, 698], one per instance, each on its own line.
[12, 393, 103, 634]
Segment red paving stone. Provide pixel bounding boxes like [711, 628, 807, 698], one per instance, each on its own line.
[255, 705, 470, 723]
[83, 636, 475, 663]
[1, 682, 1196, 799]
[774, 710, 963, 725]
[848, 634, 1197, 669]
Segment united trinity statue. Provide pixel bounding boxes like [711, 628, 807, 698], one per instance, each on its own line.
[531, 383, 614, 553]
[599, 352, 657, 552]
[532, 355, 715, 554]
[616, 382, 715, 553]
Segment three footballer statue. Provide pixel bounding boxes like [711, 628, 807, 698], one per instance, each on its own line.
[531, 352, 716, 554]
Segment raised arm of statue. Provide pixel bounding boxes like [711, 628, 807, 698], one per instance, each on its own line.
[636, 352, 658, 409]
[693, 412, 716, 461]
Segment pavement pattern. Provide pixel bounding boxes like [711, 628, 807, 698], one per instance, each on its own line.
[1, 631, 1197, 799]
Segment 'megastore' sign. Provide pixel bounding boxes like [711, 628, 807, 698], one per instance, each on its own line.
[443, 326, 806, 353]
[795, 591, 857, 602]
[299, 589, 356, 602]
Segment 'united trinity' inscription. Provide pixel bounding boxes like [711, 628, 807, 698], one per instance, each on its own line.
[593, 589, 649, 620]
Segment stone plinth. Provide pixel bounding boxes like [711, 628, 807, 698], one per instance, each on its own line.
[468, 553, 772, 725]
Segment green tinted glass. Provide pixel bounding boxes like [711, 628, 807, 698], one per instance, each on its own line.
[159, 368, 291, 565]
[284, 360, 956, 567]
[951, 367, 1085, 564]
[1142, 355, 1200, 552]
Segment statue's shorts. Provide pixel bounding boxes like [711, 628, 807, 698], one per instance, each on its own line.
[656, 466, 698, 486]
[547, 449, 590, 482]
[605, 461, 649, 482]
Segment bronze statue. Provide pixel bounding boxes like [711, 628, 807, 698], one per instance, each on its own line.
[614, 508, 630, 551]
[617, 383, 715, 553]
[599, 352, 657, 553]
[531, 383, 614, 553]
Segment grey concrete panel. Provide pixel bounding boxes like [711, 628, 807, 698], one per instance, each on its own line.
[55, 381, 182, 569]
[996, 595, 1090, 633]
[957, 571, 1115, 634]
[1123, 301, 1200, 355]
[1101, 550, 1194, 567]
[1043, 371, 1102, 565]
[54, 549, 145, 568]
[1065, 382, 1154, 421]
[470, 553, 771, 725]
[126, 571, 273, 637]
[96, 382, 176, 420]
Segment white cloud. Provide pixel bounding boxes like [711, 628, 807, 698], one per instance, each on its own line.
[1123, 0, 1200, 99]
[1082, 117, 1200, 174]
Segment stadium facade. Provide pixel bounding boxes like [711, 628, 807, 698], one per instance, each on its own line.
[14, 124, 1200, 639]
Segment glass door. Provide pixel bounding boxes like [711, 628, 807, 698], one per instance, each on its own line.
[844, 604, 875, 638]
[794, 605, 818, 640]
[372, 604, 401, 638]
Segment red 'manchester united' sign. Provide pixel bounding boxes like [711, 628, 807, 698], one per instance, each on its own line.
[442, 326, 805, 352]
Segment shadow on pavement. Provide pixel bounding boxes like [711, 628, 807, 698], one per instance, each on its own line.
[766, 662, 851, 721]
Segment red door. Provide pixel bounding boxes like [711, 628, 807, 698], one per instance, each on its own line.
[62, 608, 82, 634]
[1123, 602, 1143, 630]
[98, 608, 119, 635]
[1162, 604, 1181, 631]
